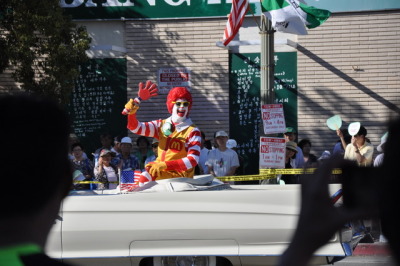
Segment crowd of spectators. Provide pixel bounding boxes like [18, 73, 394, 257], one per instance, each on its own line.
[70, 120, 386, 189]
[70, 129, 243, 189]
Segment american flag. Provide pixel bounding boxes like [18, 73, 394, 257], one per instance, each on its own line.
[120, 170, 141, 192]
[223, 0, 249, 46]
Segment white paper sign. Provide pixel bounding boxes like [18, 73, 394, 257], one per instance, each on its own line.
[262, 104, 286, 134]
[158, 67, 191, 94]
[259, 137, 286, 169]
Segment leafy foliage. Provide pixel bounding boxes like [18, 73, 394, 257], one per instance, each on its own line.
[0, 0, 91, 104]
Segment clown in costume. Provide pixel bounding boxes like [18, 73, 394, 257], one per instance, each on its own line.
[123, 81, 201, 186]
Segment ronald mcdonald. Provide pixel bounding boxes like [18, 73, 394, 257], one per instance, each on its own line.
[123, 81, 201, 186]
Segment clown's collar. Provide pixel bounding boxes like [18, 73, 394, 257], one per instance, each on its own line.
[166, 116, 193, 133]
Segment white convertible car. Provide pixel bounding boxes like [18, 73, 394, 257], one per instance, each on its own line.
[46, 176, 353, 266]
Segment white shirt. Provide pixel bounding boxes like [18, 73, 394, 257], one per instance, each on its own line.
[199, 147, 210, 174]
[344, 142, 374, 166]
[206, 148, 240, 177]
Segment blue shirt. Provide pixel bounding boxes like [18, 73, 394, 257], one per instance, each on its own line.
[116, 154, 140, 171]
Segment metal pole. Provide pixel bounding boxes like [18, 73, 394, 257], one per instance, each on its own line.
[259, 15, 277, 184]
[260, 15, 275, 106]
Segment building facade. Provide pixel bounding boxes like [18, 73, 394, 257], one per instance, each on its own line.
[1, 1, 399, 172]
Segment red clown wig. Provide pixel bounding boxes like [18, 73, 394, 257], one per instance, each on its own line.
[166, 87, 193, 114]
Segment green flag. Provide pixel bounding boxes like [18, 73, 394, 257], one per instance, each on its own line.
[261, 0, 331, 35]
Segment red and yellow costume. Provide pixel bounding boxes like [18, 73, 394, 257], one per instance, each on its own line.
[124, 84, 201, 184]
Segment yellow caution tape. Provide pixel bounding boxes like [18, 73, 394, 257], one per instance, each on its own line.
[259, 168, 342, 175]
[74, 168, 343, 184]
[218, 168, 342, 182]
[217, 174, 277, 182]
[73, 181, 119, 184]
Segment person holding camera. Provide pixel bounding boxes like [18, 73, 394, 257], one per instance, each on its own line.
[278, 119, 400, 266]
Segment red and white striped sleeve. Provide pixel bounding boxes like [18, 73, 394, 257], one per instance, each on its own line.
[127, 113, 160, 139]
[165, 127, 202, 172]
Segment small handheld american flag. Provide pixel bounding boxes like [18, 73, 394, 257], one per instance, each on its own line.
[120, 170, 141, 192]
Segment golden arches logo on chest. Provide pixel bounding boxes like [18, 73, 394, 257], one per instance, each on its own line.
[168, 138, 184, 153]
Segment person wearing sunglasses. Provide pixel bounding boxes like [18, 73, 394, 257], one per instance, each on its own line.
[145, 139, 160, 165]
[123, 81, 201, 188]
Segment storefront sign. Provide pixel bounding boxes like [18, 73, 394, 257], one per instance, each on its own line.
[60, 0, 261, 20]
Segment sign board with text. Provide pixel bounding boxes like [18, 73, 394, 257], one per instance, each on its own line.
[68, 58, 127, 158]
[262, 104, 286, 134]
[60, 0, 260, 20]
[158, 67, 191, 94]
[259, 137, 286, 169]
[60, 0, 399, 20]
[229, 52, 297, 175]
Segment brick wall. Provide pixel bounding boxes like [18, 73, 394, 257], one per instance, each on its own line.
[2, 10, 398, 161]
[297, 10, 400, 158]
[125, 18, 229, 142]
[0, 67, 20, 95]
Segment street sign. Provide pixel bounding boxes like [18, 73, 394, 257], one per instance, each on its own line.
[259, 137, 286, 169]
[262, 104, 286, 134]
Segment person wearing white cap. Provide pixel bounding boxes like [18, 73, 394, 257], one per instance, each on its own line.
[226, 138, 245, 176]
[116, 136, 140, 171]
[226, 139, 237, 149]
[206, 131, 239, 177]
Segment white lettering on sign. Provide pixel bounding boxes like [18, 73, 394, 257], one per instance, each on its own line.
[60, 0, 260, 8]
[60, 0, 190, 8]
[103, 0, 135, 7]
[164, 0, 190, 6]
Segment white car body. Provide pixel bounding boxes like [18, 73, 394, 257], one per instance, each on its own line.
[46, 179, 346, 266]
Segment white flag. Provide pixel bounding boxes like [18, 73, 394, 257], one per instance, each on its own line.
[261, 0, 331, 35]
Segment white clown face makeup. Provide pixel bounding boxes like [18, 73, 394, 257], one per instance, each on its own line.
[171, 98, 190, 123]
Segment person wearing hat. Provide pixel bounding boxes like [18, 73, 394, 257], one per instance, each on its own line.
[280, 141, 299, 184]
[116, 136, 139, 171]
[284, 127, 305, 168]
[94, 149, 119, 189]
[145, 138, 160, 165]
[206, 131, 240, 178]
[123, 81, 201, 186]
[344, 125, 374, 166]
[226, 138, 245, 176]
